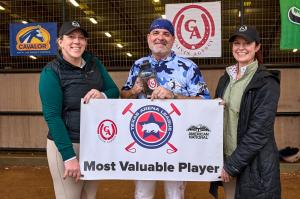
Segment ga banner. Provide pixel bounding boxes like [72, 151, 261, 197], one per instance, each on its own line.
[9, 22, 57, 56]
[280, 0, 300, 49]
[165, 2, 221, 57]
[80, 99, 223, 181]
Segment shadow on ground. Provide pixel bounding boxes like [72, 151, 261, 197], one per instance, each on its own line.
[0, 166, 299, 199]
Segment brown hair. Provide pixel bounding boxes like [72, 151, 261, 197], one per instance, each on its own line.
[255, 43, 263, 64]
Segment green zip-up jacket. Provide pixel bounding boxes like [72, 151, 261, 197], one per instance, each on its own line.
[39, 51, 119, 161]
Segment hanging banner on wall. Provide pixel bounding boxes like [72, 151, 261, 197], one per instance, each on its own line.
[80, 99, 223, 181]
[280, 0, 300, 49]
[165, 2, 221, 57]
[9, 22, 57, 56]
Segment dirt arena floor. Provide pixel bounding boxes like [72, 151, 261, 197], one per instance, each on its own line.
[0, 166, 299, 199]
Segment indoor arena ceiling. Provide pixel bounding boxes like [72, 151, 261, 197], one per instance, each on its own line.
[0, 0, 298, 70]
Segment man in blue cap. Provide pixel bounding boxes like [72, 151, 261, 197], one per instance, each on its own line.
[121, 18, 210, 199]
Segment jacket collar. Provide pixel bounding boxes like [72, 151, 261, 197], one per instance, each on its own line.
[56, 51, 92, 69]
[245, 65, 280, 90]
[226, 60, 258, 80]
[222, 64, 280, 92]
[148, 50, 176, 64]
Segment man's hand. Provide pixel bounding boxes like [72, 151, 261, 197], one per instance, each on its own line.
[150, 86, 174, 100]
[63, 158, 81, 182]
[131, 77, 144, 96]
[120, 77, 144, 99]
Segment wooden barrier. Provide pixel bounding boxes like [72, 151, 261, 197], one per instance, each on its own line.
[0, 115, 47, 148]
[0, 115, 298, 149]
[0, 69, 299, 112]
[0, 69, 299, 149]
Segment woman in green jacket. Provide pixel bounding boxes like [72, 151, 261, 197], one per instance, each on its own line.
[39, 21, 119, 198]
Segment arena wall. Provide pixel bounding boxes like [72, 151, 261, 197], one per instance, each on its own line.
[0, 69, 299, 150]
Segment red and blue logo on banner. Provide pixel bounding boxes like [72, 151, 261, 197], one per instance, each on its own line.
[123, 103, 181, 154]
[130, 105, 173, 149]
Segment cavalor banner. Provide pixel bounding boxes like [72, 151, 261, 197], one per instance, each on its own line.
[80, 99, 223, 181]
[280, 0, 300, 49]
[9, 22, 57, 56]
[165, 2, 221, 57]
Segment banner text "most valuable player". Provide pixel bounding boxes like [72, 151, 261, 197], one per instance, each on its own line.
[83, 161, 220, 175]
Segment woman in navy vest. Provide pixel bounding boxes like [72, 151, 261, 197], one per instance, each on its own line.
[39, 21, 119, 198]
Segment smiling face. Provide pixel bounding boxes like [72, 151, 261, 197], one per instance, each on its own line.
[232, 36, 261, 67]
[147, 29, 175, 60]
[58, 29, 87, 63]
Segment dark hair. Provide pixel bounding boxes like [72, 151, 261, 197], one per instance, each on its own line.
[255, 43, 263, 64]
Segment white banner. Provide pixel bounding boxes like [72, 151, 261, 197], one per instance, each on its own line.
[166, 2, 221, 57]
[80, 99, 223, 181]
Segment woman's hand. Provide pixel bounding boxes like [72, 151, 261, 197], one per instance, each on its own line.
[221, 168, 232, 182]
[83, 89, 105, 103]
[63, 158, 81, 182]
[217, 98, 226, 106]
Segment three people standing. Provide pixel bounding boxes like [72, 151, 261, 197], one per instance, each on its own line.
[40, 19, 280, 199]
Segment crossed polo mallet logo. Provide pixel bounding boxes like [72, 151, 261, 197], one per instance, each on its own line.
[122, 102, 182, 154]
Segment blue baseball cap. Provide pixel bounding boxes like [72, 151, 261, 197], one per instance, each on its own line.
[149, 18, 175, 36]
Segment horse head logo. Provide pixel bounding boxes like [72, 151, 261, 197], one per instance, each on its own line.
[288, 6, 300, 25]
[19, 26, 45, 43]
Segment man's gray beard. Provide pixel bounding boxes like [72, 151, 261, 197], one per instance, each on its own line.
[149, 46, 170, 57]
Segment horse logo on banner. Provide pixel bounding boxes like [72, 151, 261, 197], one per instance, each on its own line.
[288, 6, 300, 25]
[19, 26, 45, 43]
[16, 25, 50, 51]
[122, 103, 181, 154]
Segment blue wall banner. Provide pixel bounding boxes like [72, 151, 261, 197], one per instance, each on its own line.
[9, 22, 57, 56]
